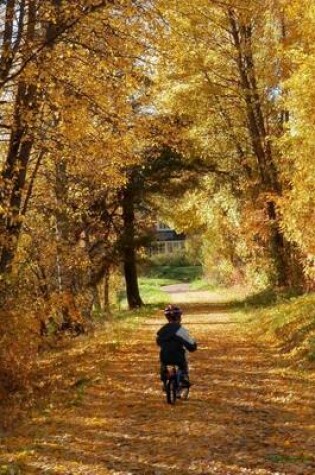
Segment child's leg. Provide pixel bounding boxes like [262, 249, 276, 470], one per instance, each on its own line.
[160, 363, 168, 384]
[179, 360, 190, 387]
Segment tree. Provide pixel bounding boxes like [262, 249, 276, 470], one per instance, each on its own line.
[154, 0, 306, 289]
[118, 140, 212, 308]
[277, 0, 315, 283]
[0, 0, 161, 311]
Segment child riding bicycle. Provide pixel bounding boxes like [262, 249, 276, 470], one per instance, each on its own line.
[156, 304, 197, 390]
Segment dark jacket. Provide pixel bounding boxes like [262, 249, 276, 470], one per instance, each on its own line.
[156, 322, 197, 365]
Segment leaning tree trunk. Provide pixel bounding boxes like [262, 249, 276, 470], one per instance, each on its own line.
[0, 83, 39, 308]
[0, 83, 36, 275]
[0, 1, 38, 280]
[121, 187, 143, 309]
[228, 9, 305, 289]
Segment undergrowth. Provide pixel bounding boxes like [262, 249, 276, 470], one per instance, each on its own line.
[0, 306, 155, 432]
[146, 265, 202, 281]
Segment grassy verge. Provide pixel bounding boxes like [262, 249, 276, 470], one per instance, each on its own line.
[138, 277, 177, 305]
[242, 291, 315, 369]
[118, 277, 177, 308]
[119, 270, 202, 308]
[189, 278, 214, 291]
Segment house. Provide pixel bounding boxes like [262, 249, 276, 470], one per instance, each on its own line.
[149, 222, 185, 255]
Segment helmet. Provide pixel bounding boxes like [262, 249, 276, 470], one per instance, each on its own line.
[164, 304, 182, 321]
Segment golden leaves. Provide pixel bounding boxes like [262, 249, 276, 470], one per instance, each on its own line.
[277, 0, 315, 257]
[1, 298, 315, 473]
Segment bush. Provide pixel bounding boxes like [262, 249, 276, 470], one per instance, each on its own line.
[0, 310, 39, 397]
[146, 252, 194, 267]
[147, 265, 203, 281]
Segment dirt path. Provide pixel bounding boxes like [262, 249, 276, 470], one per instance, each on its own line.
[1, 290, 314, 474]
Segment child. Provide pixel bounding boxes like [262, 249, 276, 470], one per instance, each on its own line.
[156, 304, 197, 388]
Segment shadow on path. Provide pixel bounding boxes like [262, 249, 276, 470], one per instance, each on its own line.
[1, 293, 314, 475]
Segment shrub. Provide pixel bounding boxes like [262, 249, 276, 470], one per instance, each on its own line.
[146, 265, 202, 281]
[146, 252, 194, 267]
[0, 310, 39, 397]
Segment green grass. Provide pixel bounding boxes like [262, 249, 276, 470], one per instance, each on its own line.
[189, 278, 216, 291]
[0, 464, 21, 475]
[138, 277, 177, 304]
[117, 278, 177, 308]
[267, 453, 312, 463]
[118, 268, 203, 308]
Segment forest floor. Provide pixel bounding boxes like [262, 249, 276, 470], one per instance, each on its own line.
[0, 285, 314, 474]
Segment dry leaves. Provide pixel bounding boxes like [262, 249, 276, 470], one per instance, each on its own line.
[0, 301, 314, 474]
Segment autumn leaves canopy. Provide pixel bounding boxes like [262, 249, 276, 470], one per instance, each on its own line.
[0, 0, 314, 318]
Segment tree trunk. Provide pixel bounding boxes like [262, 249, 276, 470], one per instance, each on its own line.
[121, 188, 143, 309]
[266, 201, 291, 287]
[0, 1, 49, 301]
[0, 0, 38, 276]
[103, 266, 110, 312]
[267, 202, 305, 290]
[0, 80, 37, 276]
[228, 9, 305, 289]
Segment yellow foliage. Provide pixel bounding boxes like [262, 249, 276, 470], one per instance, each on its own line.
[0, 309, 39, 398]
[278, 0, 315, 258]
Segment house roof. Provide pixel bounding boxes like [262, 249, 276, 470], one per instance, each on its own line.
[155, 229, 185, 242]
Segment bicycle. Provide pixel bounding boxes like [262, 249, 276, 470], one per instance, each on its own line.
[164, 365, 190, 405]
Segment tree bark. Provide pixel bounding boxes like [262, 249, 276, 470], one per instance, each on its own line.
[103, 266, 110, 312]
[121, 187, 143, 309]
[0, 82, 37, 276]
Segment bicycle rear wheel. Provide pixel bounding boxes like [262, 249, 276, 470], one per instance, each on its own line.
[179, 386, 190, 400]
[166, 377, 177, 404]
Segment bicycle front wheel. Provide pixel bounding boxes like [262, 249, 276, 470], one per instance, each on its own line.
[166, 378, 177, 405]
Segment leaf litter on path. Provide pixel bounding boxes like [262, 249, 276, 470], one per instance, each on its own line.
[0, 292, 314, 474]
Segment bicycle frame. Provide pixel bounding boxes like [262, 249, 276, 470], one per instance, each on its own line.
[164, 365, 189, 404]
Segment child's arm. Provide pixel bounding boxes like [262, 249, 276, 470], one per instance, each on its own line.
[175, 326, 197, 352]
[156, 328, 163, 347]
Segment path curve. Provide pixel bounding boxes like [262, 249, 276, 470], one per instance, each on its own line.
[161, 283, 232, 305]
